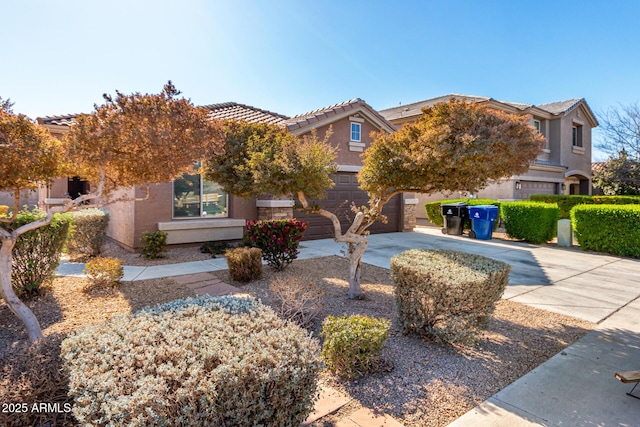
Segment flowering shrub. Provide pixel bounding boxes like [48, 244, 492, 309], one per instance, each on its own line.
[245, 218, 307, 271]
[84, 256, 123, 287]
[225, 247, 263, 282]
[61, 295, 322, 426]
[0, 208, 72, 299]
[391, 249, 510, 345]
[66, 208, 109, 256]
[321, 314, 391, 379]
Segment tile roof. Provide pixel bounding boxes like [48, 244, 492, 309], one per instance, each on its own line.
[285, 98, 396, 132]
[535, 99, 583, 115]
[380, 94, 594, 122]
[591, 161, 607, 174]
[379, 94, 491, 121]
[203, 102, 289, 126]
[39, 114, 79, 126]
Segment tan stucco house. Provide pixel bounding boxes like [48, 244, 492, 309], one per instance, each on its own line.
[379, 94, 598, 217]
[37, 99, 417, 250]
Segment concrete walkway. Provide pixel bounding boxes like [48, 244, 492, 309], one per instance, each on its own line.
[56, 228, 640, 425]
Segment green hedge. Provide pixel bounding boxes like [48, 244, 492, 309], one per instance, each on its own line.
[531, 194, 640, 219]
[571, 205, 640, 258]
[0, 209, 72, 298]
[501, 202, 559, 244]
[425, 198, 501, 229]
[66, 209, 109, 256]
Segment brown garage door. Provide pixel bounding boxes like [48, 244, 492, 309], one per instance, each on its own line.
[294, 173, 402, 240]
[520, 181, 557, 200]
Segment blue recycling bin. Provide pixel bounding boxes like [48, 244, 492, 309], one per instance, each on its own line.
[468, 205, 499, 240]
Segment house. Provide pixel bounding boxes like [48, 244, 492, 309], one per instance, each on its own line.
[379, 94, 598, 217]
[37, 99, 417, 250]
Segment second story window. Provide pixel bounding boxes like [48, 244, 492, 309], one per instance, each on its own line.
[350, 122, 361, 142]
[533, 120, 541, 133]
[572, 125, 583, 147]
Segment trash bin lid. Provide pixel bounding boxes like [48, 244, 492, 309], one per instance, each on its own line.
[441, 202, 469, 217]
[468, 205, 499, 220]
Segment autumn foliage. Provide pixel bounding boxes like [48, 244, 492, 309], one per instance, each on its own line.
[360, 100, 546, 204]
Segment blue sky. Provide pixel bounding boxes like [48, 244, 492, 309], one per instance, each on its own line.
[2, 1, 639, 160]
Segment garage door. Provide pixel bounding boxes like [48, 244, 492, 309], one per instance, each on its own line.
[520, 181, 557, 200]
[294, 173, 402, 240]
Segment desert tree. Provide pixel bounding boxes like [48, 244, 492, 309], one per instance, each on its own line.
[0, 83, 223, 341]
[206, 100, 545, 299]
[595, 103, 640, 195]
[592, 149, 640, 195]
[597, 102, 640, 160]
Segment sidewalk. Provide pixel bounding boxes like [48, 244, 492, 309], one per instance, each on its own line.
[56, 228, 640, 425]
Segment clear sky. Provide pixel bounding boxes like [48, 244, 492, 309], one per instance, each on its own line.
[2, 1, 639, 160]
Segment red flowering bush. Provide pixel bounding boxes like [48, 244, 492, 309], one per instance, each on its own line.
[245, 219, 307, 271]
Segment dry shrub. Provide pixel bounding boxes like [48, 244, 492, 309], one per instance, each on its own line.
[391, 249, 510, 345]
[61, 296, 321, 427]
[83, 256, 123, 287]
[269, 275, 326, 328]
[0, 333, 76, 427]
[225, 247, 263, 282]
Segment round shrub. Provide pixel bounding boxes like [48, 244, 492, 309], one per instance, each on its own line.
[61, 295, 321, 427]
[245, 218, 307, 271]
[391, 249, 510, 345]
[83, 256, 124, 287]
[321, 314, 390, 379]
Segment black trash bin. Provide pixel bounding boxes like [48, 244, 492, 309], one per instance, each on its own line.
[440, 202, 468, 235]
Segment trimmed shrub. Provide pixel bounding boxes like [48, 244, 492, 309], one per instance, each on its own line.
[391, 249, 510, 345]
[269, 275, 326, 328]
[531, 194, 640, 219]
[61, 295, 321, 427]
[0, 205, 8, 216]
[571, 204, 640, 258]
[84, 256, 124, 287]
[0, 209, 72, 299]
[321, 314, 390, 379]
[225, 247, 263, 282]
[425, 198, 501, 229]
[501, 201, 559, 243]
[245, 218, 307, 271]
[66, 208, 109, 256]
[140, 230, 168, 259]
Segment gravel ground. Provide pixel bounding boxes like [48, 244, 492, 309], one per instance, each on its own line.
[1, 248, 595, 427]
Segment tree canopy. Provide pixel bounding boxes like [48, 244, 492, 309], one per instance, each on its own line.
[64, 82, 223, 197]
[204, 120, 337, 200]
[592, 150, 640, 195]
[1, 101, 63, 216]
[359, 100, 545, 205]
[597, 102, 640, 160]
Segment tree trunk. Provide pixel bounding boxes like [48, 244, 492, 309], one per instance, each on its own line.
[296, 191, 371, 300]
[347, 240, 368, 300]
[0, 236, 43, 342]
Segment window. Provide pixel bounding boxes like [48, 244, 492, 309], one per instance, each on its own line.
[533, 120, 541, 133]
[572, 125, 583, 147]
[350, 122, 361, 142]
[173, 164, 227, 218]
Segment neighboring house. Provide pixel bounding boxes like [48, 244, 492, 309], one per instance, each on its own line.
[379, 94, 599, 217]
[37, 99, 417, 250]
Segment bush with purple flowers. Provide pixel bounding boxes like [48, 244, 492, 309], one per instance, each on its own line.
[245, 218, 307, 271]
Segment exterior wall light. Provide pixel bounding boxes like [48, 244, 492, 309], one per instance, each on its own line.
[515, 181, 522, 190]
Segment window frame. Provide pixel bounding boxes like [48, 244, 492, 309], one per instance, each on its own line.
[572, 125, 583, 147]
[350, 122, 361, 142]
